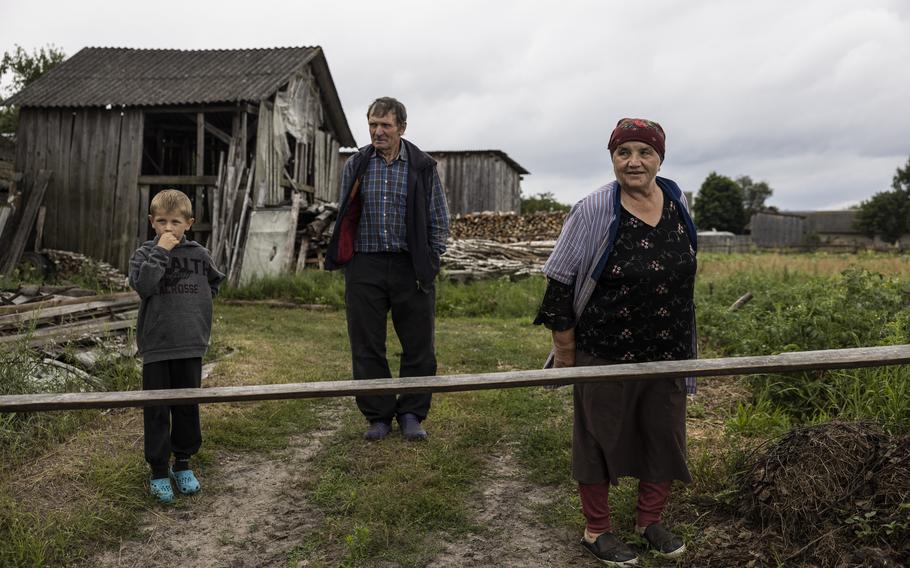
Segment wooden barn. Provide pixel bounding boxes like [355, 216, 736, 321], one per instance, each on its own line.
[339, 148, 529, 215]
[1, 46, 355, 278]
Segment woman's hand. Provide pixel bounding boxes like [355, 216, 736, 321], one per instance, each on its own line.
[552, 328, 576, 368]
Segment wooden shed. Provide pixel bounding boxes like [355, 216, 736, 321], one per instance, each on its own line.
[339, 148, 529, 215]
[2, 46, 356, 276]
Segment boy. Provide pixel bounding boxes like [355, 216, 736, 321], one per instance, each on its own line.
[128, 189, 225, 503]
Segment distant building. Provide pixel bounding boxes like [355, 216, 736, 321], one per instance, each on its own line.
[751, 210, 910, 250]
[339, 148, 529, 215]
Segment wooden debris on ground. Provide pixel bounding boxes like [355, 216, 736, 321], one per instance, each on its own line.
[441, 239, 555, 281]
[0, 288, 139, 348]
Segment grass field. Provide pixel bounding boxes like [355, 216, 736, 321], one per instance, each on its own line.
[1, 252, 908, 566]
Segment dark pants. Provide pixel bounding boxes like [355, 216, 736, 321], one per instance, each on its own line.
[142, 357, 202, 477]
[344, 252, 436, 423]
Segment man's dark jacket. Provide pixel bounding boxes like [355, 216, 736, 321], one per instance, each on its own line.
[325, 139, 442, 289]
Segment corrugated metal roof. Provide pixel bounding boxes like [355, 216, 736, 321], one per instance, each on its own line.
[5, 47, 318, 107]
[4, 46, 356, 147]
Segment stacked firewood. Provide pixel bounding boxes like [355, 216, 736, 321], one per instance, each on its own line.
[285, 206, 563, 280]
[0, 288, 139, 348]
[293, 202, 339, 272]
[449, 211, 566, 242]
[441, 239, 555, 281]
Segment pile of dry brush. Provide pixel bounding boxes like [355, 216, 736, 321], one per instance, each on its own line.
[736, 421, 909, 567]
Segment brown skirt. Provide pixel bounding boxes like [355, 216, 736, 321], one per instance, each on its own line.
[572, 351, 691, 485]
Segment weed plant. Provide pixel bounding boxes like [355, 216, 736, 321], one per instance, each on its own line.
[697, 267, 910, 430]
[0, 343, 140, 469]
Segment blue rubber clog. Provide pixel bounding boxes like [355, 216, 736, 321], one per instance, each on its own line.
[149, 477, 175, 504]
[169, 468, 201, 495]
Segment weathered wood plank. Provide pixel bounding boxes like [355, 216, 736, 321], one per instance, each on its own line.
[100, 110, 123, 263]
[0, 292, 139, 328]
[1, 345, 908, 413]
[121, 111, 144, 270]
[0, 170, 53, 275]
[0, 291, 137, 316]
[0, 310, 137, 347]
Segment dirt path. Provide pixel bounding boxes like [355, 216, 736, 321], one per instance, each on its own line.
[430, 442, 588, 568]
[91, 404, 342, 568]
[77, 377, 743, 568]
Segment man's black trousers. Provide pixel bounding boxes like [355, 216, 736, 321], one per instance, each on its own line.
[142, 357, 202, 477]
[344, 252, 436, 423]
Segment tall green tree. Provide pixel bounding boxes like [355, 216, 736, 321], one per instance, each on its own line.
[520, 191, 570, 213]
[693, 172, 748, 233]
[854, 156, 910, 243]
[0, 44, 66, 136]
[736, 175, 777, 219]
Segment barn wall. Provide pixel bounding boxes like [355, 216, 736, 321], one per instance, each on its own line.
[437, 153, 522, 215]
[15, 107, 144, 271]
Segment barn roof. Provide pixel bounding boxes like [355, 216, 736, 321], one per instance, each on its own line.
[341, 148, 530, 175]
[427, 150, 530, 175]
[4, 46, 355, 146]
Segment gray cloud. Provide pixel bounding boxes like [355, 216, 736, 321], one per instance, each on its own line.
[2, 0, 908, 211]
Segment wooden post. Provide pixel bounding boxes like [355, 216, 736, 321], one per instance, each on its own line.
[33, 206, 46, 251]
[0, 169, 53, 276]
[137, 184, 149, 247]
[195, 112, 206, 229]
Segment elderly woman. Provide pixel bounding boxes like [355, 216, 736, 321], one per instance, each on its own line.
[534, 118, 696, 566]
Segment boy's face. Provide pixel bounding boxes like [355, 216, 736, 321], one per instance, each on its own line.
[149, 210, 194, 241]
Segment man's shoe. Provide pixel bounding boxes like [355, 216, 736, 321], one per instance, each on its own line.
[397, 413, 427, 441]
[580, 532, 638, 566]
[639, 523, 685, 558]
[363, 420, 392, 441]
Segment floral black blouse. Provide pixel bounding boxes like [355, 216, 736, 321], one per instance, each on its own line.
[535, 197, 696, 363]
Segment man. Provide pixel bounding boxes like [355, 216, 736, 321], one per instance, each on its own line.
[326, 97, 450, 441]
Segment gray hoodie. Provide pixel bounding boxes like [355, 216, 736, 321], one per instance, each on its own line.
[129, 237, 225, 364]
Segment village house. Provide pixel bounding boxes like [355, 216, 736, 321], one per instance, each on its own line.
[1, 46, 355, 281]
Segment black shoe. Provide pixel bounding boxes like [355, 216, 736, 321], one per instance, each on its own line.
[640, 523, 685, 558]
[363, 420, 391, 441]
[580, 532, 639, 566]
[397, 413, 427, 441]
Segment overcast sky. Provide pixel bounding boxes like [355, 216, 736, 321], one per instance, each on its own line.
[2, 0, 909, 210]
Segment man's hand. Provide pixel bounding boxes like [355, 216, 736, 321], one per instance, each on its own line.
[552, 328, 576, 368]
[158, 233, 180, 251]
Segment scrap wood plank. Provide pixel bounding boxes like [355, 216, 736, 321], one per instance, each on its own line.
[1, 344, 908, 413]
[0, 169, 53, 276]
[0, 310, 137, 347]
[0, 292, 139, 327]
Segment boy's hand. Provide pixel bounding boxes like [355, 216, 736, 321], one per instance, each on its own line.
[158, 233, 180, 251]
[552, 328, 576, 368]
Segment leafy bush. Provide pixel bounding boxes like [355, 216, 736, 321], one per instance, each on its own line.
[697, 267, 910, 429]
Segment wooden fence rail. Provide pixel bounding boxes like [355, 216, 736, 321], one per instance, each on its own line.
[1, 345, 909, 413]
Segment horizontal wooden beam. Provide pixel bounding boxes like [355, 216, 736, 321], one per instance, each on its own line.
[137, 175, 218, 186]
[1, 345, 908, 413]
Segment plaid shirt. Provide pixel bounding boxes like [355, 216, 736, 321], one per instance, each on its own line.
[350, 143, 449, 255]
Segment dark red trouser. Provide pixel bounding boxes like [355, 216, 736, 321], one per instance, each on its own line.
[578, 480, 672, 533]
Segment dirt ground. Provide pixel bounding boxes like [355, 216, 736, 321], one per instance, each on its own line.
[72, 377, 746, 568]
